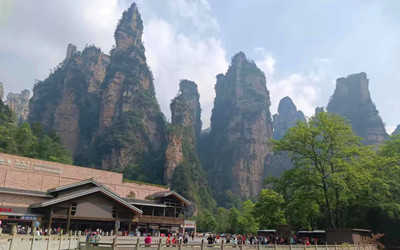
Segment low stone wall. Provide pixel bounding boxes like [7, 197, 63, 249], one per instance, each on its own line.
[0, 235, 80, 250]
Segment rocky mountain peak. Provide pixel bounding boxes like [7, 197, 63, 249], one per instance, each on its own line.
[165, 80, 216, 215]
[204, 52, 273, 203]
[6, 89, 30, 122]
[335, 72, 370, 101]
[114, 3, 144, 51]
[171, 80, 201, 137]
[179, 80, 199, 97]
[231, 51, 247, 65]
[93, 3, 165, 175]
[273, 96, 305, 140]
[66, 43, 77, 59]
[278, 96, 298, 115]
[327, 72, 387, 145]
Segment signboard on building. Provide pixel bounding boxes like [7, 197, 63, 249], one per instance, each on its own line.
[0, 156, 62, 175]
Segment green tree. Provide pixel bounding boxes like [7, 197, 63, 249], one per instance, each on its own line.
[254, 189, 286, 229]
[227, 207, 241, 233]
[272, 112, 362, 228]
[237, 200, 259, 234]
[196, 210, 217, 232]
[214, 207, 230, 233]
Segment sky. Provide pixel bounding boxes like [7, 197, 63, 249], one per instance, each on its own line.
[0, 0, 399, 132]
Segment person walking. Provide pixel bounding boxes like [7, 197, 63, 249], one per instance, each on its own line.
[184, 232, 189, 244]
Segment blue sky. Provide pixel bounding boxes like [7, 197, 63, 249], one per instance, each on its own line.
[0, 0, 399, 132]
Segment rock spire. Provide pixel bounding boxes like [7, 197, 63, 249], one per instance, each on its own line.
[327, 72, 387, 145]
[204, 52, 273, 204]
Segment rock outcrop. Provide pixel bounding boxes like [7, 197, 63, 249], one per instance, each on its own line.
[0, 82, 3, 100]
[273, 96, 306, 140]
[93, 3, 166, 177]
[6, 89, 30, 122]
[165, 80, 216, 215]
[28, 44, 110, 154]
[202, 52, 273, 204]
[327, 72, 387, 145]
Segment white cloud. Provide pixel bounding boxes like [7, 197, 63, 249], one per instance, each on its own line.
[256, 50, 335, 118]
[0, 0, 124, 95]
[386, 124, 397, 135]
[254, 48, 276, 78]
[139, 1, 229, 128]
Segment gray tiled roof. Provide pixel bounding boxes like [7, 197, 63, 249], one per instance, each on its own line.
[0, 187, 53, 198]
[152, 190, 191, 206]
[30, 186, 143, 214]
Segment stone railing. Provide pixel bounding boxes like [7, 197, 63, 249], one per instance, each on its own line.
[77, 238, 378, 250]
[0, 234, 80, 250]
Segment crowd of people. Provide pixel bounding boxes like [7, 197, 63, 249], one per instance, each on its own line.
[205, 233, 316, 246]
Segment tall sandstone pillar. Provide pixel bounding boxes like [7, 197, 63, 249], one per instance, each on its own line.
[206, 52, 273, 203]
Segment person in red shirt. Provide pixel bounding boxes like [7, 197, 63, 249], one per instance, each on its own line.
[166, 235, 172, 247]
[145, 234, 152, 247]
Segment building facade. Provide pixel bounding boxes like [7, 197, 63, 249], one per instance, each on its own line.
[0, 153, 191, 235]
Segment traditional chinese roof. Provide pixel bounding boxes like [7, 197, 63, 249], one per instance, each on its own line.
[47, 178, 103, 193]
[31, 182, 142, 214]
[151, 190, 191, 206]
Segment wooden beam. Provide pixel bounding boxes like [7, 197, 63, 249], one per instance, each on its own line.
[66, 202, 72, 234]
[128, 213, 132, 234]
[47, 206, 53, 235]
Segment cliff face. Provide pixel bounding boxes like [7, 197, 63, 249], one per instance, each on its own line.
[165, 80, 201, 185]
[273, 96, 306, 140]
[6, 89, 30, 122]
[327, 72, 387, 145]
[204, 52, 273, 204]
[28, 43, 110, 154]
[93, 3, 165, 178]
[165, 80, 216, 215]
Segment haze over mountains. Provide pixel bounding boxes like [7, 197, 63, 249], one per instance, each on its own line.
[0, 3, 397, 214]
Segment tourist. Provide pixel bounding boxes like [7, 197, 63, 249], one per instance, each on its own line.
[145, 233, 152, 247]
[207, 234, 214, 246]
[191, 232, 195, 241]
[18, 227, 26, 234]
[166, 234, 172, 247]
[249, 234, 254, 245]
[93, 232, 101, 246]
[184, 232, 189, 244]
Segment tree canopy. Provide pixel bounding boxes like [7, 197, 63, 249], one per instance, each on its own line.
[265, 112, 400, 241]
